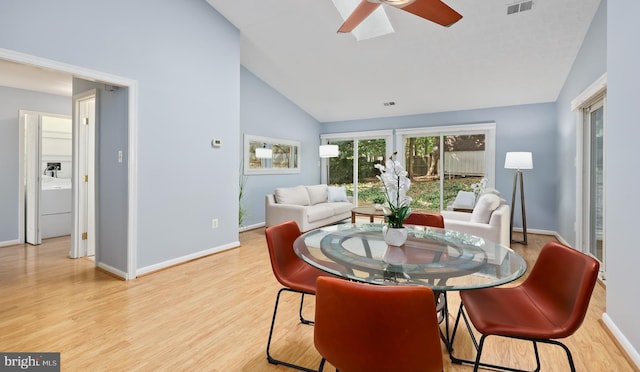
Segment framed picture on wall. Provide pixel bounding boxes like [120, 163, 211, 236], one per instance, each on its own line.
[244, 134, 300, 175]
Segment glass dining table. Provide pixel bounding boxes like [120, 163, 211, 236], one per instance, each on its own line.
[293, 222, 527, 352]
[294, 223, 526, 290]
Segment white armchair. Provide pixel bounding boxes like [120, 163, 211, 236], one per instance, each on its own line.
[441, 193, 511, 266]
[441, 194, 511, 275]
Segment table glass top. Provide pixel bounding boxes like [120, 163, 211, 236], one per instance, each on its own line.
[294, 223, 527, 291]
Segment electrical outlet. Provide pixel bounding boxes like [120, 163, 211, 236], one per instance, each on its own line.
[212, 218, 219, 229]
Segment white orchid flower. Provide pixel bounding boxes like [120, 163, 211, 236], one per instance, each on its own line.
[374, 152, 412, 227]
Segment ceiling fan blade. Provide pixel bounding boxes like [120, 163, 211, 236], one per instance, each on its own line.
[389, 0, 462, 27]
[337, 0, 383, 33]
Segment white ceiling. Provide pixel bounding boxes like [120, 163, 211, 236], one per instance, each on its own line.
[207, 0, 602, 122]
[0, 1, 601, 122]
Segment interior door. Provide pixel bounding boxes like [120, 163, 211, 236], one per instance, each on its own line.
[72, 91, 96, 258]
[25, 112, 41, 245]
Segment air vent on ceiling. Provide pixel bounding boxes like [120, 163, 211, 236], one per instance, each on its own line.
[507, 0, 533, 15]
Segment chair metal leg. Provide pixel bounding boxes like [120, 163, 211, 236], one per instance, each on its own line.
[318, 358, 326, 372]
[266, 287, 317, 372]
[299, 293, 314, 325]
[532, 341, 541, 372]
[450, 303, 574, 372]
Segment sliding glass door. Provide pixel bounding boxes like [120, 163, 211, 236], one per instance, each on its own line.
[397, 124, 495, 213]
[583, 98, 605, 267]
[322, 131, 393, 206]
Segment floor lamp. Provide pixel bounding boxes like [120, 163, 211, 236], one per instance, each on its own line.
[505, 152, 533, 245]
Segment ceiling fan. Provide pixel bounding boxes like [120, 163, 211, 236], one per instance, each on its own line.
[337, 0, 462, 33]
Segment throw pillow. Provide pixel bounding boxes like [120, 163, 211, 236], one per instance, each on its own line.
[327, 186, 349, 202]
[452, 191, 476, 210]
[306, 184, 328, 205]
[274, 185, 310, 206]
[470, 193, 501, 224]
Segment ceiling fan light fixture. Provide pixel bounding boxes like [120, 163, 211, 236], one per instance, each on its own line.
[382, 0, 415, 6]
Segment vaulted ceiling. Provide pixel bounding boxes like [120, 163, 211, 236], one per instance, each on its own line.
[0, 1, 602, 123]
[207, 0, 602, 122]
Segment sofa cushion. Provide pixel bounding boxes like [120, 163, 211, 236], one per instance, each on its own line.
[327, 186, 349, 202]
[329, 202, 353, 215]
[470, 193, 501, 224]
[306, 205, 334, 223]
[275, 185, 310, 206]
[316, 201, 353, 215]
[306, 184, 328, 205]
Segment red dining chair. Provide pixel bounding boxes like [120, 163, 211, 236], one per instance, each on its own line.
[403, 212, 448, 330]
[265, 220, 336, 372]
[314, 276, 444, 372]
[403, 212, 445, 228]
[453, 241, 600, 371]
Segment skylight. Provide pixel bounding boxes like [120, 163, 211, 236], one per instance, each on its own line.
[331, 0, 395, 41]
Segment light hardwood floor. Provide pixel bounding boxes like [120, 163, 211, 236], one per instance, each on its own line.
[0, 230, 636, 371]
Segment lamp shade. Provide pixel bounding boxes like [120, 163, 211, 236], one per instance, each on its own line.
[504, 152, 533, 170]
[319, 144, 339, 158]
[255, 147, 273, 159]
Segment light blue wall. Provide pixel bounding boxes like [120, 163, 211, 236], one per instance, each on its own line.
[73, 79, 129, 272]
[555, 0, 607, 246]
[0, 86, 70, 244]
[0, 0, 241, 270]
[321, 103, 558, 232]
[240, 67, 321, 227]
[607, 0, 640, 362]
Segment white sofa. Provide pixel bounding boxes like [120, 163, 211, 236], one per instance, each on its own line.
[265, 184, 353, 232]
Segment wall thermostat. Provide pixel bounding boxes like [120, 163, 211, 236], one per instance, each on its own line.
[211, 139, 222, 148]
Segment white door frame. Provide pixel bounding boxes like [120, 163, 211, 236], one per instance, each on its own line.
[71, 90, 97, 258]
[573, 73, 607, 278]
[2, 47, 139, 280]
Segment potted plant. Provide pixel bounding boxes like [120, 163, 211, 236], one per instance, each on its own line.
[372, 195, 386, 210]
[374, 152, 412, 246]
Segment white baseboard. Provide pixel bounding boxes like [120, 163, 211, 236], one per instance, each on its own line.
[602, 313, 640, 369]
[135, 241, 240, 277]
[0, 239, 20, 247]
[97, 261, 128, 279]
[239, 222, 264, 232]
[553, 233, 571, 246]
[510, 227, 576, 247]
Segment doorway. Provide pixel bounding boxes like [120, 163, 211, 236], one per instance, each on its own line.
[3, 48, 138, 279]
[21, 111, 73, 246]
